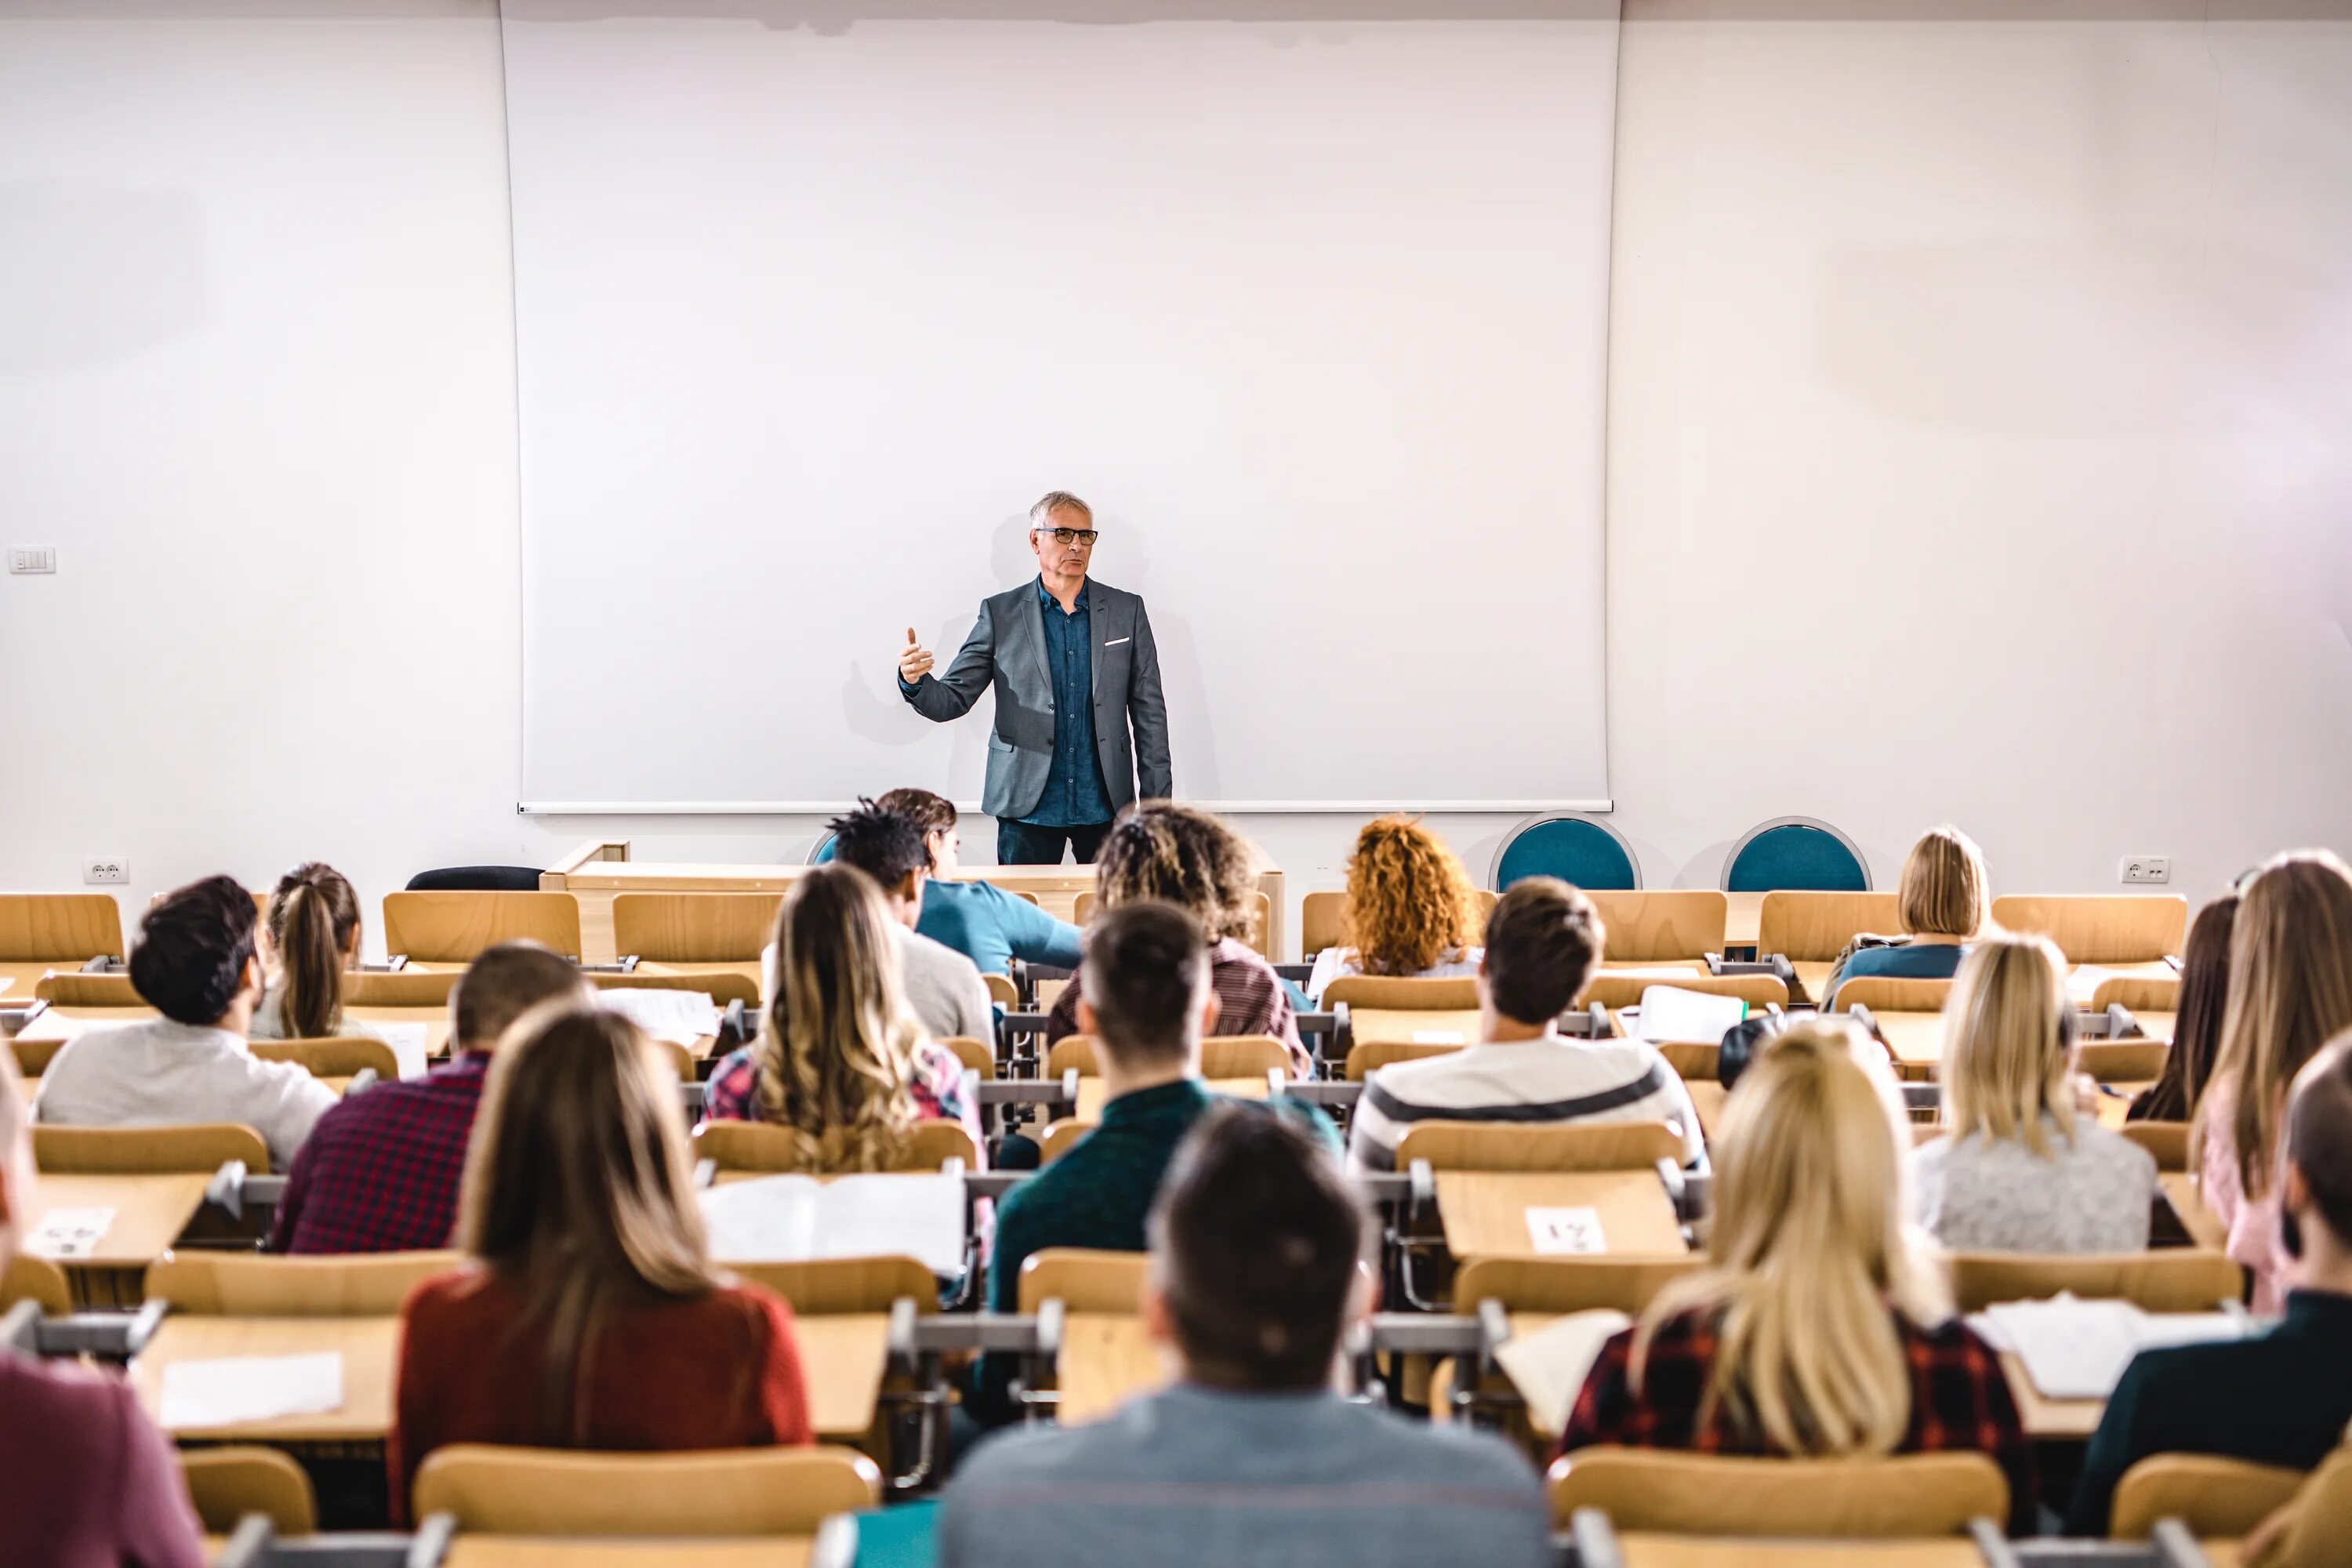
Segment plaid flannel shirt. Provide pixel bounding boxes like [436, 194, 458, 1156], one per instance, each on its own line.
[268, 1054, 488, 1254]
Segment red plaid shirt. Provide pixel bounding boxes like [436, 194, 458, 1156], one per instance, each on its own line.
[1558, 1305, 2036, 1533]
[1045, 937, 1308, 1076]
[267, 1054, 488, 1255]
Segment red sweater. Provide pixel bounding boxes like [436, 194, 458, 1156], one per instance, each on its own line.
[0, 1350, 205, 1568]
[390, 1266, 812, 1517]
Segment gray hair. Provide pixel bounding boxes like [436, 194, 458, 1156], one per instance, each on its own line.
[1029, 491, 1093, 529]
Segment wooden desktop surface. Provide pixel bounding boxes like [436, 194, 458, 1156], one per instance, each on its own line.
[1076, 1076, 1265, 1122]
[132, 1316, 399, 1443]
[1434, 1171, 1686, 1261]
[1054, 1312, 1166, 1428]
[2160, 1173, 2227, 1251]
[790, 1314, 892, 1437]
[441, 1541, 812, 1567]
[1998, 1352, 2104, 1439]
[31, 1172, 210, 1269]
[1613, 1540, 1987, 1568]
[1722, 892, 1763, 951]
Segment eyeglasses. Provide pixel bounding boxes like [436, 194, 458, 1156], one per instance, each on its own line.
[1034, 526, 1099, 547]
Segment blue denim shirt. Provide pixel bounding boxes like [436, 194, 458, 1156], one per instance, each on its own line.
[1025, 578, 1113, 828]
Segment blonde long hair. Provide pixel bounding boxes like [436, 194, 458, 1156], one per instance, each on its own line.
[1898, 826, 1989, 939]
[1942, 932, 2075, 1157]
[755, 863, 923, 1172]
[1634, 1023, 1949, 1456]
[456, 1003, 721, 1443]
[2201, 851, 2352, 1200]
[1340, 815, 1479, 975]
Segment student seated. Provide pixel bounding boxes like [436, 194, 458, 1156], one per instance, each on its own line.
[880, 786, 1083, 978]
[1346, 877, 1704, 1174]
[704, 863, 982, 1166]
[391, 1004, 811, 1506]
[0, 1051, 207, 1568]
[2067, 1032, 2352, 1534]
[1044, 803, 1305, 1075]
[942, 1105, 1550, 1568]
[34, 874, 336, 1171]
[1821, 825, 1987, 1005]
[973, 900, 1336, 1427]
[819, 799, 993, 1044]
[1304, 814, 1483, 1006]
[1914, 932, 2155, 1253]
[2197, 851, 2352, 1311]
[269, 941, 587, 1254]
[249, 861, 386, 1042]
[1558, 1024, 2034, 1533]
[2128, 891, 2235, 1123]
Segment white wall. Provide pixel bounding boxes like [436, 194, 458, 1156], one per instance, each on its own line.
[2, 1, 2347, 957]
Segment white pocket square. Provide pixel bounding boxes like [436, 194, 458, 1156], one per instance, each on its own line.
[1105, 637, 1131, 647]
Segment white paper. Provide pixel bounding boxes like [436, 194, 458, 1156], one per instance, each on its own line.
[1525, 1206, 1606, 1255]
[699, 1173, 966, 1276]
[1494, 1308, 1632, 1436]
[1410, 1029, 1466, 1045]
[597, 987, 721, 1046]
[26, 1207, 113, 1260]
[158, 1352, 345, 1430]
[11, 1011, 82, 1045]
[1632, 985, 1749, 1045]
[1974, 1295, 2246, 1401]
[2067, 965, 2116, 1007]
[366, 1022, 430, 1080]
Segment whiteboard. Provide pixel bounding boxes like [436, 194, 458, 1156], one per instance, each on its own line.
[504, 2, 1620, 812]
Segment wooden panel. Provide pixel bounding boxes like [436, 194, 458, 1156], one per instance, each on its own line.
[1435, 1170, 1685, 1260]
[1948, 1248, 2241, 1314]
[612, 894, 781, 963]
[34, 1123, 269, 1175]
[23, 1173, 208, 1269]
[32, 972, 140, 1006]
[1991, 895, 2189, 964]
[146, 1251, 462, 1316]
[1450, 1254, 1700, 1316]
[1615, 1541, 1984, 1568]
[1835, 977, 1953, 1014]
[1340, 1008, 1481, 1051]
[1403, 1121, 1683, 1173]
[1323, 975, 1479, 1011]
[1345, 1038, 1469, 1081]
[130, 1316, 397, 1441]
[1018, 1247, 1149, 1314]
[1755, 891, 1904, 962]
[1055, 1312, 1166, 1426]
[383, 892, 583, 964]
[1585, 891, 1728, 962]
[1579, 973, 1786, 1012]
[0, 893, 125, 961]
[443, 1544, 811, 1567]
[1076, 1075, 1265, 1120]
[1302, 887, 1497, 957]
[728, 1256, 936, 1316]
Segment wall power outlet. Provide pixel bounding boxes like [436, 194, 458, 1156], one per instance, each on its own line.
[82, 857, 129, 885]
[2120, 856, 2172, 885]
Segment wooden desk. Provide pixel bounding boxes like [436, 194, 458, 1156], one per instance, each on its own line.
[1433, 1171, 1686, 1261]
[1722, 891, 1763, 952]
[1055, 1312, 1166, 1426]
[1789, 960, 1834, 1004]
[2093, 1082, 2154, 1132]
[130, 1316, 399, 1443]
[1998, 1351, 2103, 1439]
[792, 1314, 891, 1438]
[343, 1006, 455, 1061]
[0, 961, 63, 997]
[442, 1544, 811, 1568]
[1685, 1080, 1728, 1142]
[1867, 1010, 1945, 1080]
[1343, 1010, 1481, 1050]
[1076, 1076, 1265, 1122]
[31, 1172, 210, 1307]
[2161, 1172, 2227, 1251]
[1616, 1540, 1986, 1568]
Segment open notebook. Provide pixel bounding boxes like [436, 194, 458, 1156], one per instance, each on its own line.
[1493, 1309, 1633, 1437]
[1970, 1294, 2248, 1401]
[698, 1173, 965, 1276]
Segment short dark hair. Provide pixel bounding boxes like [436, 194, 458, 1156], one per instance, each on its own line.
[453, 941, 590, 1053]
[131, 874, 260, 1025]
[826, 799, 928, 890]
[1081, 900, 1207, 1069]
[2287, 1033, 2352, 1248]
[1150, 1105, 1366, 1390]
[1482, 877, 1602, 1025]
[875, 788, 956, 837]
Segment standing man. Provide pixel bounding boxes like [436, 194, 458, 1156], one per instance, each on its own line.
[898, 492, 1172, 865]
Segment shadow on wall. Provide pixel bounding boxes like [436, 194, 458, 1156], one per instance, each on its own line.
[0, 181, 212, 376]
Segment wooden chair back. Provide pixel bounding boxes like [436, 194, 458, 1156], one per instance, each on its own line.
[1044, 1036, 1100, 1076]
[1303, 888, 1497, 957]
[1018, 1247, 1148, 1314]
[1545, 1446, 2007, 1536]
[1579, 972, 1787, 1013]
[586, 968, 761, 1010]
[0, 893, 125, 962]
[1835, 977, 1953, 1014]
[1585, 891, 1728, 962]
[726, 1255, 938, 1316]
[984, 972, 1019, 1010]
[0, 1254, 71, 1315]
[1947, 1249, 2243, 1314]
[1323, 976, 1481, 1012]
[1201, 1036, 1289, 1080]
[692, 1117, 977, 1174]
[147, 1250, 462, 1316]
[180, 1447, 318, 1536]
[2119, 1120, 2190, 1172]
[32, 972, 142, 1007]
[1755, 891, 1905, 962]
[1396, 1120, 1682, 1173]
[2109, 1452, 2305, 1541]
[942, 1035, 995, 1079]
[1345, 1039, 1468, 1082]
[343, 970, 459, 1007]
[382, 891, 582, 963]
[411, 1443, 880, 1536]
[252, 1036, 400, 1082]
[1991, 895, 2188, 964]
[2076, 1040, 2169, 1084]
[2241, 1440, 2352, 1568]
[2092, 975, 2180, 1013]
[1039, 1120, 1094, 1163]
[610, 892, 781, 962]
[34, 1123, 269, 1175]
[1451, 1255, 1701, 1316]
[9, 1035, 69, 1079]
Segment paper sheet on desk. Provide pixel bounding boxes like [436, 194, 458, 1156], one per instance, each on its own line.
[597, 988, 721, 1046]
[25, 1207, 113, 1259]
[1606, 966, 1709, 980]
[158, 1352, 344, 1430]
[1411, 1029, 1466, 1044]
[365, 1022, 430, 1080]
[1526, 1207, 1606, 1255]
[1973, 1294, 2245, 1401]
[1631, 986, 1748, 1045]
[2066, 966, 2116, 1007]
[1495, 1309, 1632, 1436]
[701, 1173, 965, 1276]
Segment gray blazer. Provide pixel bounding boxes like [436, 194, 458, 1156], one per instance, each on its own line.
[902, 578, 1172, 822]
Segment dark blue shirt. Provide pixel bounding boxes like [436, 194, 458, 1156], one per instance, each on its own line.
[1025, 578, 1113, 828]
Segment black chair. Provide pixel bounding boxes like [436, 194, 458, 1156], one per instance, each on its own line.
[403, 866, 543, 893]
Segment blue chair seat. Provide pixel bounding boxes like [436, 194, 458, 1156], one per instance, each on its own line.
[1493, 815, 1639, 891]
[1724, 820, 1869, 893]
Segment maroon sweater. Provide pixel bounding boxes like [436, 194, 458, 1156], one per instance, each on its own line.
[0, 1350, 205, 1568]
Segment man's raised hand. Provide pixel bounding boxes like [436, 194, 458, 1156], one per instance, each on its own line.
[898, 627, 935, 684]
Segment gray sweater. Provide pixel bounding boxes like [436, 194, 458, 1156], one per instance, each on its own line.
[939, 1384, 1552, 1568]
[1914, 1114, 2157, 1254]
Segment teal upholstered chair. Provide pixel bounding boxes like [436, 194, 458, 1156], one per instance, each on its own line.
[1492, 815, 1640, 892]
[1722, 818, 1870, 892]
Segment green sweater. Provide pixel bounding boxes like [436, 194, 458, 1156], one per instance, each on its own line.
[971, 1078, 1339, 1425]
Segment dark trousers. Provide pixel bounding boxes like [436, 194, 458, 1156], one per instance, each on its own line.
[996, 818, 1112, 865]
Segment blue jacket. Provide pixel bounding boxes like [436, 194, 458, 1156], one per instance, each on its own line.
[917, 879, 1083, 978]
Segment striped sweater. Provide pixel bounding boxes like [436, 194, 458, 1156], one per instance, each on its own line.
[1345, 1035, 1706, 1173]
